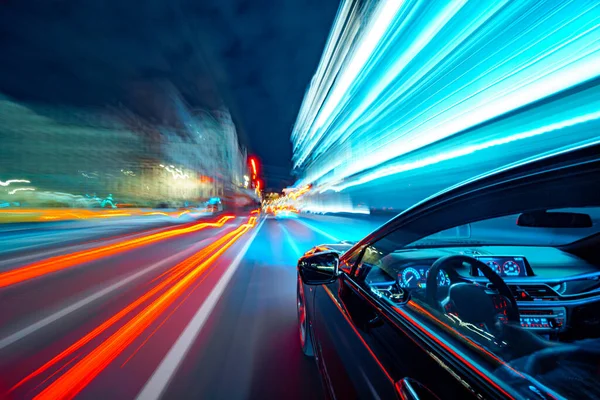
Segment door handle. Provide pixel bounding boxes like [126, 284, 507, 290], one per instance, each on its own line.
[395, 378, 439, 400]
[367, 315, 384, 328]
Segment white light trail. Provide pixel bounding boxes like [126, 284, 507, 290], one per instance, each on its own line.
[328, 110, 600, 192]
[8, 187, 35, 195]
[0, 179, 30, 187]
[137, 218, 265, 400]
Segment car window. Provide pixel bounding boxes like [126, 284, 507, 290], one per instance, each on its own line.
[406, 207, 600, 247]
[340, 245, 365, 274]
[355, 245, 388, 282]
[356, 234, 600, 399]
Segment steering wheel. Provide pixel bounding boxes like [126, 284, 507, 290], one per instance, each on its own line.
[426, 255, 519, 327]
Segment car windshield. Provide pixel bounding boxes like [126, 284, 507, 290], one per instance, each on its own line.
[406, 207, 600, 248]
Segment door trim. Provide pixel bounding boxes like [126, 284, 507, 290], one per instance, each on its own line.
[321, 281, 395, 384]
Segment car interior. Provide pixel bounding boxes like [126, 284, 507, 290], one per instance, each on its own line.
[356, 206, 600, 397]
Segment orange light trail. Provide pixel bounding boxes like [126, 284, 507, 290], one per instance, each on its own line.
[33, 218, 255, 399]
[0, 215, 235, 289]
[288, 184, 311, 199]
[98, 213, 131, 218]
[143, 212, 169, 217]
[29, 354, 82, 395]
[9, 218, 254, 395]
[0, 208, 204, 223]
[250, 158, 257, 175]
[119, 246, 226, 369]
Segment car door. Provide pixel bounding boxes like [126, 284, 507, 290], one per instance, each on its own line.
[312, 274, 397, 399]
[311, 249, 481, 400]
[308, 142, 600, 400]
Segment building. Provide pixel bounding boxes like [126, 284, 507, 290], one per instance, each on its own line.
[0, 91, 252, 208]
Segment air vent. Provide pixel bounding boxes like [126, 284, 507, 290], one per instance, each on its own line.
[460, 249, 482, 256]
[508, 284, 560, 301]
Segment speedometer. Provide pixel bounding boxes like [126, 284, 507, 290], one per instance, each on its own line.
[486, 261, 501, 275]
[400, 267, 421, 288]
[436, 270, 451, 287]
[503, 261, 521, 276]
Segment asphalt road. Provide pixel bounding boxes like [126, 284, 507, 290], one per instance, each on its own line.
[0, 212, 387, 399]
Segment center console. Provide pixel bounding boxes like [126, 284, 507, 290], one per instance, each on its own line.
[519, 307, 566, 332]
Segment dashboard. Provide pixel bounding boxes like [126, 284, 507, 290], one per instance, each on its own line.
[394, 256, 531, 290]
[373, 246, 600, 339]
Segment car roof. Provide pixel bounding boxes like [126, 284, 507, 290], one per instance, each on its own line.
[408, 140, 600, 215]
[351, 140, 600, 251]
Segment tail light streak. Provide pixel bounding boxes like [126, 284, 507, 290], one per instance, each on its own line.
[119, 221, 258, 368]
[29, 354, 82, 396]
[0, 215, 235, 288]
[7, 218, 249, 394]
[0, 208, 202, 223]
[136, 216, 263, 400]
[18, 217, 255, 399]
[119, 247, 226, 369]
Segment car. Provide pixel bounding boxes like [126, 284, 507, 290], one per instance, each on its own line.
[296, 141, 600, 400]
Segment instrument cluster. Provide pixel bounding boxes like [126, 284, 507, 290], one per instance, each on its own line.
[397, 266, 451, 290]
[474, 256, 529, 277]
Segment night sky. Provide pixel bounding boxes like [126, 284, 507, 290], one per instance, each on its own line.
[0, 0, 339, 189]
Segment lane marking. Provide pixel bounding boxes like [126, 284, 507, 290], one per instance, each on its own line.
[0, 233, 224, 351]
[295, 218, 341, 242]
[279, 224, 302, 257]
[29, 220, 255, 399]
[136, 218, 265, 400]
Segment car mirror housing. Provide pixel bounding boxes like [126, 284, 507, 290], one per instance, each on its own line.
[298, 251, 340, 285]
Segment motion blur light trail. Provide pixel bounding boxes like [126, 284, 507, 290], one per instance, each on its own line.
[291, 0, 600, 204]
[34, 218, 255, 400]
[0, 179, 31, 186]
[0, 207, 199, 223]
[9, 217, 256, 398]
[8, 223, 239, 392]
[0, 215, 234, 288]
[328, 110, 600, 193]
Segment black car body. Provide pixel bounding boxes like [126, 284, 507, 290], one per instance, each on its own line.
[297, 141, 600, 399]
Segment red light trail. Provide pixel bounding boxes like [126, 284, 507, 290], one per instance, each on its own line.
[9, 217, 256, 399]
[0, 207, 204, 223]
[0, 215, 235, 288]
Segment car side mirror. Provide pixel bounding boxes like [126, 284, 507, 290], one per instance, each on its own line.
[298, 251, 340, 285]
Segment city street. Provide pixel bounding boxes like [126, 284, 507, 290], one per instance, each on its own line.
[2, 1, 597, 398]
[0, 213, 387, 399]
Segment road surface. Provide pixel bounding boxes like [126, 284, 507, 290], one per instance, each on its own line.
[0, 213, 388, 399]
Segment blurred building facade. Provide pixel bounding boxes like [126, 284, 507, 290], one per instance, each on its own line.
[0, 92, 250, 207]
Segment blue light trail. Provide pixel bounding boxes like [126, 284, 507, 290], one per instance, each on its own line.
[291, 0, 600, 208]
